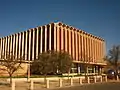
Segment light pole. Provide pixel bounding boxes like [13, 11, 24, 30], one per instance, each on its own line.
[27, 60, 30, 81]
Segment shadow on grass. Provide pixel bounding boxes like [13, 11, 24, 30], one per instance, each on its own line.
[0, 82, 9, 86]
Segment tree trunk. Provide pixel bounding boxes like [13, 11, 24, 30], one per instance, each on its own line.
[44, 74, 47, 84]
[114, 67, 118, 80]
[9, 74, 12, 86]
[85, 65, 87, 80]
[68, 69, 70, 79]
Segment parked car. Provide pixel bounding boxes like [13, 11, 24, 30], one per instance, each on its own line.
[106, 69, 115, 79]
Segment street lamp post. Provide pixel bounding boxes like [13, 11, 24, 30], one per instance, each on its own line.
[27, 60, 30, 81]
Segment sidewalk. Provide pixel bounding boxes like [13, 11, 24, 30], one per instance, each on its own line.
[0, 77, 119, 90]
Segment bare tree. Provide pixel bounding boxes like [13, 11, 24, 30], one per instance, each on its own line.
[0, 51, 23, 86]
[104, 45, 120, 79]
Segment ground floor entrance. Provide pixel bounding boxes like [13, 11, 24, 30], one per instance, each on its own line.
[70, 63, 105, 75]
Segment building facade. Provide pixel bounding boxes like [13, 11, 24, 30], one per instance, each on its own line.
[0, 22, 106, 75]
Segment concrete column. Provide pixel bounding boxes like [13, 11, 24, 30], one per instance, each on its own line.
[86, 66, 89, 75]
[94, 76, 96, 83]
[100, 76, 102, 82]
[94, 39, 96, 62]
[84, 35, 86, 61]
[101, 42, 103, 59]
[96, 40, 98, 62]
[7, 37, 10, 53]
[117, 75, 119, 81]
[22, 32, 24, 58]
[27, 62, 30, 81]
[99, 67, 102, 74]
[87, 36, 89, 61]
[75, 31, 78, 60]
[59, 78, 62, 87]
[25, 31, 28, 60]
[18, 33, 21, 59]
[12, 81, 15, 90]
[78, 32, 81, 60]
[0, 38, 2, 58]
[61, 26, 64, 50]
[78, 65, 81, 74]
[27, 30, 31, 80]
[46, 79, 49, 88]
[29, 30, 31, 60]
[54, 23, 57, 50]
[4, 38, 6, 56]
[30, 80, 34, 90]
[2, 37, 5, 55]
[101, 68, 103, 74]
[70, 77, 73, 85]
[105, 75, 107, 82]
[65, 28, 67, 52]
[101, 42, 103, 61]
[93, 38, 95, 62]
[92, 38, 94, 62]
[96, 40, 99, 62]
[3, 38, 6, 58]
[98, 40, 100, 62]
[49, 24, 52, 51]
[94, 66, 96, 75]
[89, 36, 91, 62]
[11, 35, 13, 53]
[32, 29, 35, 60]
[0, 38, 1, 58]
[79, 78, 82, 84]
[72, 30, 75, 60]
[92, 39, 95, 62]
[45, 25, 47, 52]
[96, 66, 99, 74]
[5, 37, 7, 58]
[85, 35, 87, 61]
[15, 34, 18, 59]
[2, 38, 4, 57]
[81, 34, 84, 60]
[87, 77, 90, 84]
[40, 27, 43, 53]
[13, 35, 15, 56]
[90, 37, 93, 62]
[89, 37, 91, 62]
[57, 26, 60, 51]
[36, 27, 39, 58]
[102, 42, 105, 61]
[100, 41, 102, 62]
[69, 29, 71, 55]
[101, 42, 105, 60]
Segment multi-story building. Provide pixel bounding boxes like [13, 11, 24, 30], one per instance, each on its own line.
[0, 22, 106, 75]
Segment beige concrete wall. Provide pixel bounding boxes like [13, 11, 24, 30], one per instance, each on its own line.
[0, 63, 28, 76]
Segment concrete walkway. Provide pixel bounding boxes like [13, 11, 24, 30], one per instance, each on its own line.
[51, 81, 120, 90]
[0, 77, 119, 90]
[0, 79, 120, 90]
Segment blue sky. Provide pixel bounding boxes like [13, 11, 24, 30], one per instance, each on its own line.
[0, 0, 120, 52]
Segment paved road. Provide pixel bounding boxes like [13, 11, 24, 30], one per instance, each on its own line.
[51, 82, 120, 90]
